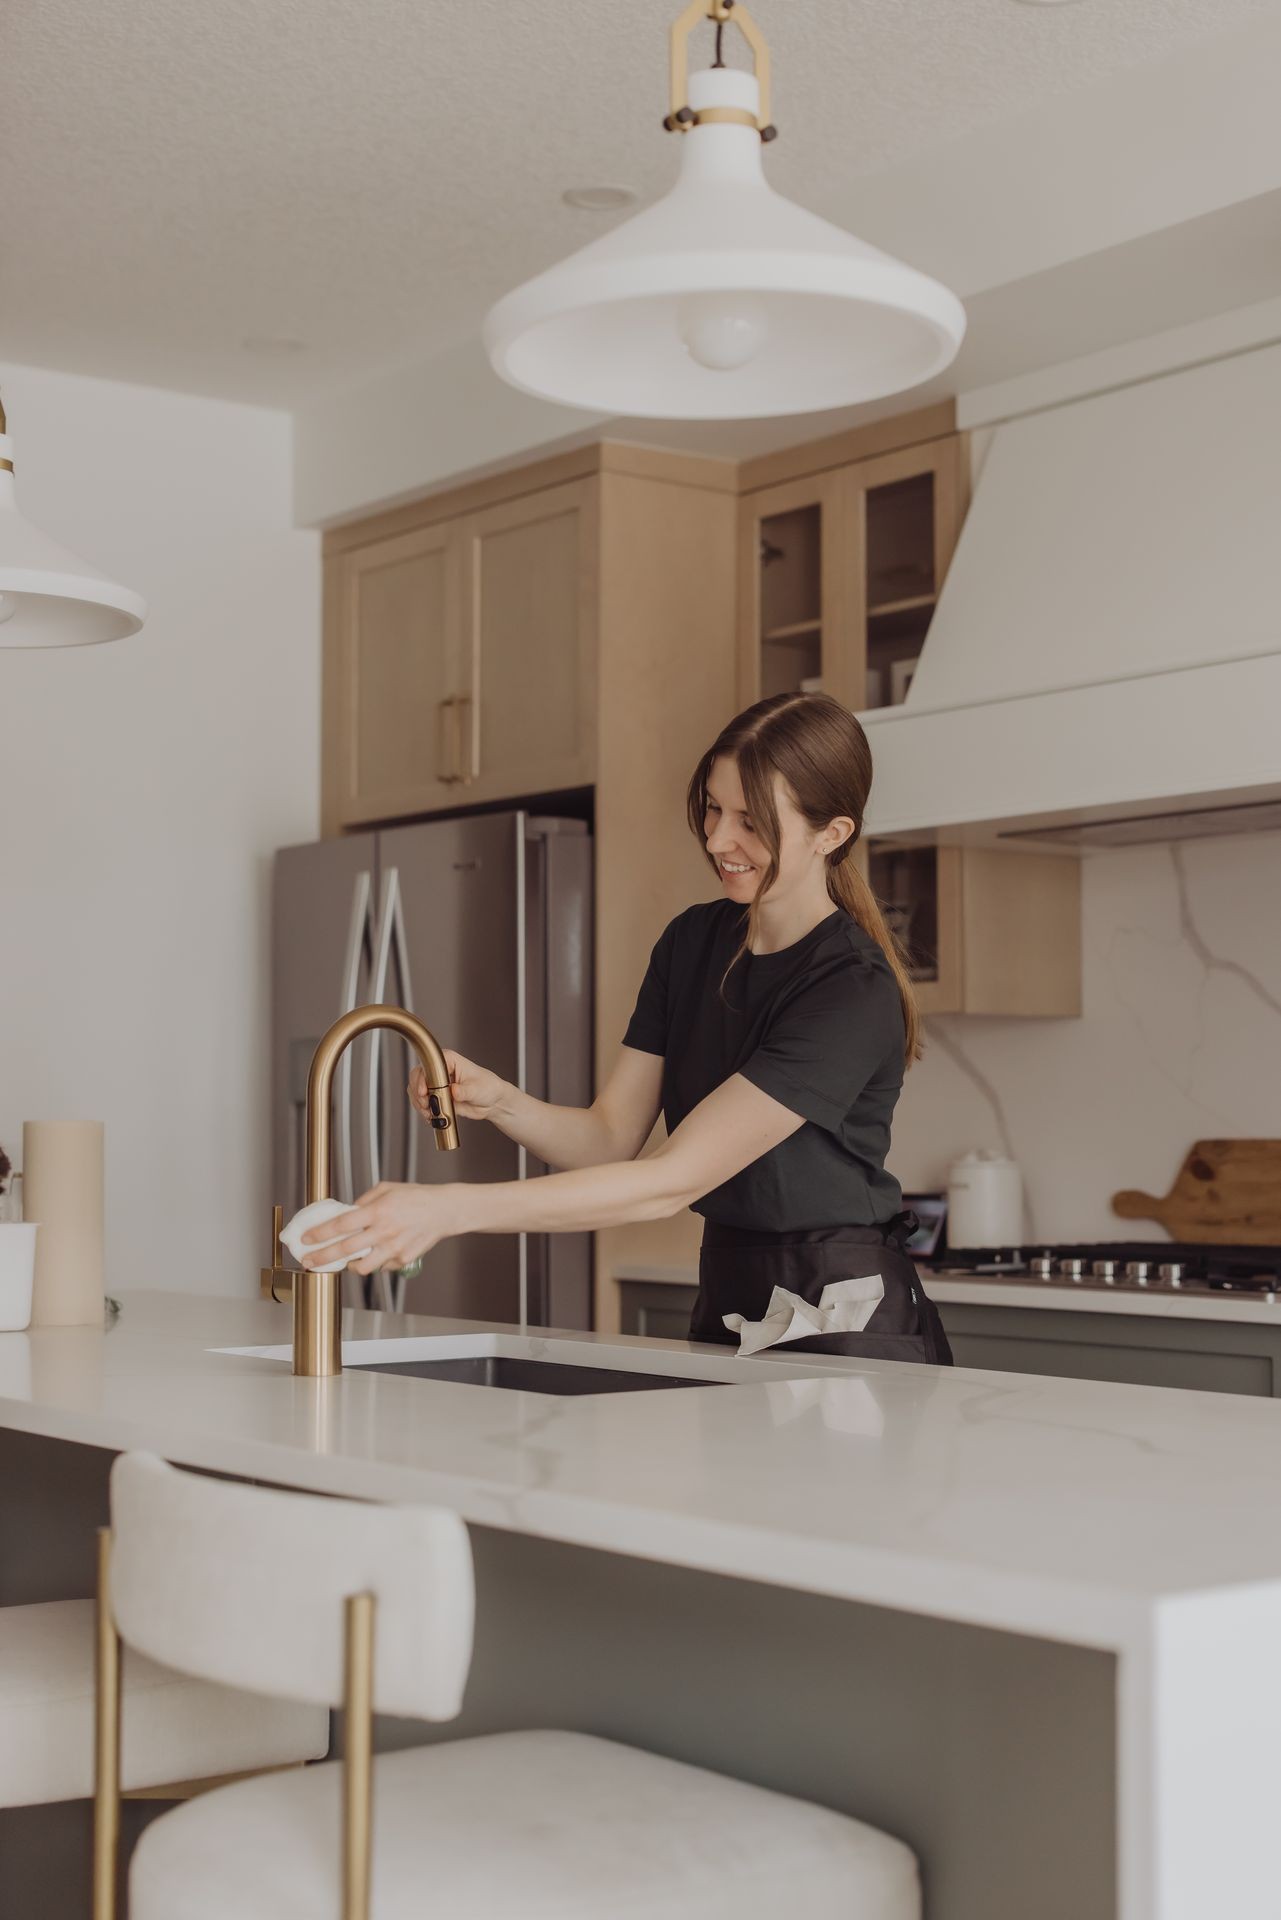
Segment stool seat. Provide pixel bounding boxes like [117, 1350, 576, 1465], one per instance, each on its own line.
[0, 1599, 328, 1807]
[131, 1727, 919, 1919]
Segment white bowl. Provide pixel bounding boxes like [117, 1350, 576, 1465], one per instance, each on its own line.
[0, 1224, 38, 1331]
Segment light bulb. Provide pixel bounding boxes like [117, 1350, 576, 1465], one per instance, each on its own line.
[0, 594, 18, 625]
[679, 296, 768, 372]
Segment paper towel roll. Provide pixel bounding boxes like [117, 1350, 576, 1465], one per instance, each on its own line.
[24, 1120, 105, 1327]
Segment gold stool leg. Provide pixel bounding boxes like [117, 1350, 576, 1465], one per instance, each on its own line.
[93, 1529, 121, 1920]
[343, 1592, 376, 1920]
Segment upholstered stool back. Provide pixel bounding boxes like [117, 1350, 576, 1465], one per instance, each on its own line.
[109, 1453, 474, 1721]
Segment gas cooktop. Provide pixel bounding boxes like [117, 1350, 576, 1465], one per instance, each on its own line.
[924, 1241, 1281, 1298]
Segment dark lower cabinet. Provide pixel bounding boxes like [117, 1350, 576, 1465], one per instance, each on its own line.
[938, 1302, 1281, 1397]
[618, 1280, 1281, 1397]
[618, 1281, 698, 1341]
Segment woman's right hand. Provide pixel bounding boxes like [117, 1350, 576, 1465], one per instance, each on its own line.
[409, 1051, 508, 1126]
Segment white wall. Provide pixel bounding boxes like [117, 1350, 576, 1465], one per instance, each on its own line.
[890, 829, 1281, 1244]
[0, 363, 320, 1294]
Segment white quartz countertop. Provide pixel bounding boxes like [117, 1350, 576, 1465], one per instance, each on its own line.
[621, 1262, 1281, 1324]
[5, 1290, 1281, 1658]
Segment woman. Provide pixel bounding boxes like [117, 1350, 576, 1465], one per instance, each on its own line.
[302, 691, 952, 1366]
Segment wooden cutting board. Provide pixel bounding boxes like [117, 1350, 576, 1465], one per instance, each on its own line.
[1112, 1140, 1281, 1245]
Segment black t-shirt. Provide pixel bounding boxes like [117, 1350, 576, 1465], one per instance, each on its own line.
[623, 900, 906, 1232]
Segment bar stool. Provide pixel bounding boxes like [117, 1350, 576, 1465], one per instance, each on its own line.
[103, 1452, 921, 1919]
[0, 1595, 327, 1812]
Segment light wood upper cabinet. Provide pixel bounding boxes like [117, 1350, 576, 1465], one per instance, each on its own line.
[737, 433, 965, 714]
[324, 478, 596, 830]
[848, 437, 965, 713]
[325, 521, 462, 828]
[455, 481, 597, 806]
[736, 469, 854, 709]
[864, 843, 1082, 1019]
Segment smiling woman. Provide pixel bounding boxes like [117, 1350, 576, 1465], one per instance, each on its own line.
[301, 692, 950, 1366]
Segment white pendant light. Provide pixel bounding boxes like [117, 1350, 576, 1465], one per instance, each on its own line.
[485, 0, 966, 420]
[0, 396, 147, 648]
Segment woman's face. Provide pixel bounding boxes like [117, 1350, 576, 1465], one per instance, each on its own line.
[704, 755, 845, 906]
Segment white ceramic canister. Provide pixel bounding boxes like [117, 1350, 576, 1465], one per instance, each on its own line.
[946, 1149, 1024, 1249]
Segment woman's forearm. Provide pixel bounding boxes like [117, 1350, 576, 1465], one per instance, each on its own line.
[442, 1151, 693, 1238]
[487, 1084, 632, 1171]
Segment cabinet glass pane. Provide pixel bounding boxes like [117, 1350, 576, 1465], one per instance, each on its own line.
[864, 473, 935, 710]
[758, 504, 822, 697]
[869, 846, 938, 983]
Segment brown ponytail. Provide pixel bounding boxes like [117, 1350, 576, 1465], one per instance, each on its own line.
[686, 692, 922, 1066]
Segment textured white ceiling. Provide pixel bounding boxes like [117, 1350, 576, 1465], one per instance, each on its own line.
[2, 0, 1273, 407]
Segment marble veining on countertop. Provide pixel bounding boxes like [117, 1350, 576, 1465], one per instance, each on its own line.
[4, 1289, 1281, 1657]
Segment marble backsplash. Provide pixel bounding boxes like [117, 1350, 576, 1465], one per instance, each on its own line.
[888, 829, 1281, 1244]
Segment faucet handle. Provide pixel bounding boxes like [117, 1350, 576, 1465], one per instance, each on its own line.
[261, 1203, 292, 1303]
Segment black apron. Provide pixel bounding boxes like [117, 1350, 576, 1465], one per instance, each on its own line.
[691, 1209, 953, 1366]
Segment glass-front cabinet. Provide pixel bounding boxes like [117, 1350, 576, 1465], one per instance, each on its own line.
[865, 843, 945, 1004]
[737, 435, 966, 714]
[863, 841, 1082, 1019]
[737, 470, 851, 706]
[739, 431, 1081, 1021]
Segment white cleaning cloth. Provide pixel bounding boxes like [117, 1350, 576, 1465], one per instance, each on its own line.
[723, 1274, 886, 1357]
[280, 1198, 373, 1275]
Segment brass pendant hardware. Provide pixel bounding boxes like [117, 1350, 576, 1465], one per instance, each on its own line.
[664, 0, 776, 142]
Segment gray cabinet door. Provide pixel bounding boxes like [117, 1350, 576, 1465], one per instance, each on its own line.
[619, 1283, 698, 1341]
[938, 1302, 1281, 1397]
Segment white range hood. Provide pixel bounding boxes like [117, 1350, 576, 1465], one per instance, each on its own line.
[861, 343, 1281, 845]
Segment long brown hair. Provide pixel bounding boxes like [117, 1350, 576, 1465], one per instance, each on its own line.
[686, 691, 922, 1066]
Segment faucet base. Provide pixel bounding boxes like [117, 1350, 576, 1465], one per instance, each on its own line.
[292, 1270, 343, 1377]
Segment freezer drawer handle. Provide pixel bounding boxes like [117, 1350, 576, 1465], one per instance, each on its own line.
[367, 866, 420, 1190]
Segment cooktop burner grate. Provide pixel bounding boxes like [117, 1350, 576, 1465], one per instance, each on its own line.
[927, 1241, 1281, 1294]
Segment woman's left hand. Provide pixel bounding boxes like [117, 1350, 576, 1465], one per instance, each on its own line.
[298, 1183, 455, 1276]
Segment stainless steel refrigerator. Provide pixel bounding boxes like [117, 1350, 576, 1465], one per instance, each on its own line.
[271, 812, 593, 1328]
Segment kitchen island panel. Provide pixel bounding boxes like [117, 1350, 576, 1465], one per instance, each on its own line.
[0, 1427, 1115, 1920]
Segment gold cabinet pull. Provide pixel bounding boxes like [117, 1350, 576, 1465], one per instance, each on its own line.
[436, 697, 459, 785]
[455, 692, 477, 786]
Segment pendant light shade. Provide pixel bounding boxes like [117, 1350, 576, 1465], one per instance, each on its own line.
[0, 404, 147, 648]
[485, 23, 966, 421]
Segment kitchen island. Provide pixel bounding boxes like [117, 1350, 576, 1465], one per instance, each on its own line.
[4, 1290, 1281, 1920]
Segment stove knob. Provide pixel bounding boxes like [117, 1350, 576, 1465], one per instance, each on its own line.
[1029, 1256, 1055, 1281]
[1124, 1262, 1152, 1286]
[1091, 1260, 1119, 1284]
[1158, 1264, 1185, 1288]
[1058, 1258, 1087, 1282]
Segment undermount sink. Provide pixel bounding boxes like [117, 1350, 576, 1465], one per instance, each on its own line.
[215, 1330, 762, 1395]
[351, 1355, 723, 1396]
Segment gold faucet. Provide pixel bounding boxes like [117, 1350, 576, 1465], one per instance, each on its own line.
[291, 1004, 459, 1377]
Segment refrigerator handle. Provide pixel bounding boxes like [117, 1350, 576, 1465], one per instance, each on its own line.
[337, 870, 373, 1201]
[392, 878, 421, 1191]
[367, 862, 422, 1187]
[515, 815, 529, 1330]
[366, 866, 398, 1186]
